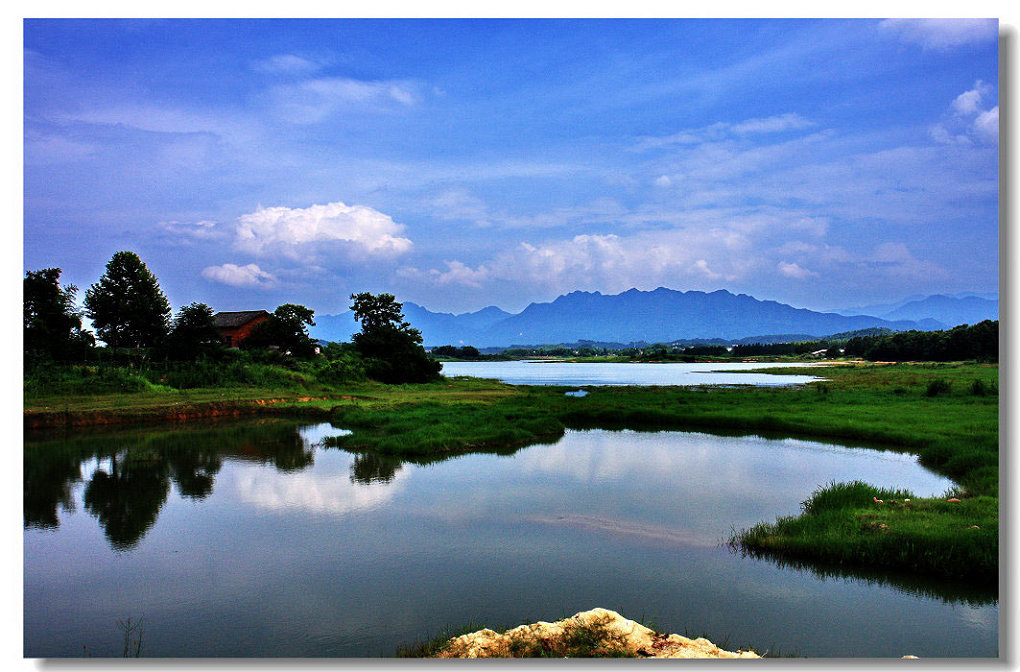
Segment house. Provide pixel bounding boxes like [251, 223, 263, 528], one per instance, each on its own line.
[213, 310, 271, 347]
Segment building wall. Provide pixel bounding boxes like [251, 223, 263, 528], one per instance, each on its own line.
[220, 315, 269, 347]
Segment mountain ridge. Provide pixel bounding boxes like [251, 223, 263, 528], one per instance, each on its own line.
[309, 287, 994, 348]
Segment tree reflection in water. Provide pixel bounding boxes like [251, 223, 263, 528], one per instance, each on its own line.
[24, 419, 321, 550]
[350, 451, 403, 484]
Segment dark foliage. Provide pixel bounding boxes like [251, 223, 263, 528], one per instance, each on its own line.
[845, 321, 998, 362]
[165, 302, 224, 360]
[350, 292, 441, 384]
[431, 344, 482, 359]
[84, 252, 171, 350]
[24, 268, 94, 363]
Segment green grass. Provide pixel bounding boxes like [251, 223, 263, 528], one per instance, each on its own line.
[24, 361, 999, 583]
[731, 480, 997, 583]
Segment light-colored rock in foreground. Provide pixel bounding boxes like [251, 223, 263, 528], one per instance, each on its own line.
[435, 608, 760, 659]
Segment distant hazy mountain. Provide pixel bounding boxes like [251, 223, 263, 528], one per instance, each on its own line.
[879, 295, 998, 327]
[472, 288, 935, 346]
[311, 287, 941, 348]
[310, 303, 511, 346]
[833, 293, 998, 327]
[402, 303, 512, 345]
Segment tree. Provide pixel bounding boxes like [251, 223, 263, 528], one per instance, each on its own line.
[84, 252, 171, 350]
[24, 268, 94, 362]
[350, 292, 441, 383]
[243, 303, 317, 357]
[166, 302, 223, 360]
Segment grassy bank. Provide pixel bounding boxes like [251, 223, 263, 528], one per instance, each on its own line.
[24, 361, 998, 583]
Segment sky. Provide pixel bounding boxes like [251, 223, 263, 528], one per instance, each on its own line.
[22, 18, 1000, 316]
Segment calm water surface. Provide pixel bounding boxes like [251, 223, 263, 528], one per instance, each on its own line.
[440, 360, 820, 386]
[24, 419, 996, 657]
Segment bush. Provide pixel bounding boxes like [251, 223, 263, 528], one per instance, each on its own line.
[315, 357, 367, 385]
[925, 379, 952, 397]
[970, 379, 996, 396]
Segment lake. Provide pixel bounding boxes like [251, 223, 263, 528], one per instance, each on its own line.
[439, 360, 821, 386]
[24, 419, 996, 658]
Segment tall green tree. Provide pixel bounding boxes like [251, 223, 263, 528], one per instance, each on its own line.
[84, 252, 171, 350]
[350, 292, 441, 383]
[24, 267, 94, 362]
[166, 302, 223, 360]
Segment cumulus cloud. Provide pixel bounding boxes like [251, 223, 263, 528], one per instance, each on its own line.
[932, 81, 998, 146]
[952, 80, 993, 115]
[407, 228, 755, 293]
[235, 201, 413, 260]
[878, 19, 998, 50]
[398, 260, 492, 288]
[201, 263, 276, 288]
[973, 107, 999, 143]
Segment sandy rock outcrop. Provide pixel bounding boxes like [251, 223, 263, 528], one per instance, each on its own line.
[435, 608, 760, 659]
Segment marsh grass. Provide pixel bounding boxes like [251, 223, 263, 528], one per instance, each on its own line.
[732, 481, 997, 582]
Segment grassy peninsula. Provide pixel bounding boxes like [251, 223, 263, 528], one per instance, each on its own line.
[25, 359, 998, 585]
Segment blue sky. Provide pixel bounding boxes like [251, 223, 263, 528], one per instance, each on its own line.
[23, 18, 999, 316]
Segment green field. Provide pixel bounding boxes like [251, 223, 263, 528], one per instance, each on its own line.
[24, 361, 998, 584]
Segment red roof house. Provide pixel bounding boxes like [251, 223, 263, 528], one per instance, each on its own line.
[212, 310, 271, 347]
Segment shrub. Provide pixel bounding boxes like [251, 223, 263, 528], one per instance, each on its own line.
[925, 378, 952, 397]
[969, 379, 996, 396]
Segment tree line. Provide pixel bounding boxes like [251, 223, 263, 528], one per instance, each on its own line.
[24, 251, 440, 385]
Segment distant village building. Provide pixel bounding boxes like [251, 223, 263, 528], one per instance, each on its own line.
[212, 310, 270, 348]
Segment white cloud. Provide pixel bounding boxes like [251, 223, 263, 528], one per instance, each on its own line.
[878, 19, 998, 50]
[410, 228, 754, 293]
[201, 263, 276, 288]
[777, 261, 818, 280]
[731, 113, 815, 135]
[399, 260, 492, 288]
[266, 76, 420, 124]
[235, 201, 413, 260]
[933, 82, 998, 146]
[973, 106, 999, 143]
[654, 175, 672, 188]
[636, 114, 814, 151]
[253, 54, 323, 75]
[952, 81, 992, 115]
[23, 132, 95, 165]
[160, 219, 226, 241]
[428, 188, 492, 227]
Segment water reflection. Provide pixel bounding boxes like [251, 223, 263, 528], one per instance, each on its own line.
[350, 452, 403, 484]
[24, 419, 997, 656]
[732, 544, 997, 607]
[24, 420, 322, 549]
[83, 452, 171, 550]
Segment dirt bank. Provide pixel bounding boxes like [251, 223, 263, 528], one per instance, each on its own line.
[23, 398, 331, 430]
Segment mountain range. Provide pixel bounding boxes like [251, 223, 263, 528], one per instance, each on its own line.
[309, 288, 998, 348]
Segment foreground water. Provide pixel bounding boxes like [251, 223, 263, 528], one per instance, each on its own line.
[24, 419, 996, 657]
[440, 360, 820, 386]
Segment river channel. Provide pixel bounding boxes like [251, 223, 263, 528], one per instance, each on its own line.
[24, 414, 996, 657]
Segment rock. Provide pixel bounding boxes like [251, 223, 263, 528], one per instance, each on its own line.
[434, 608, 760, 659]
